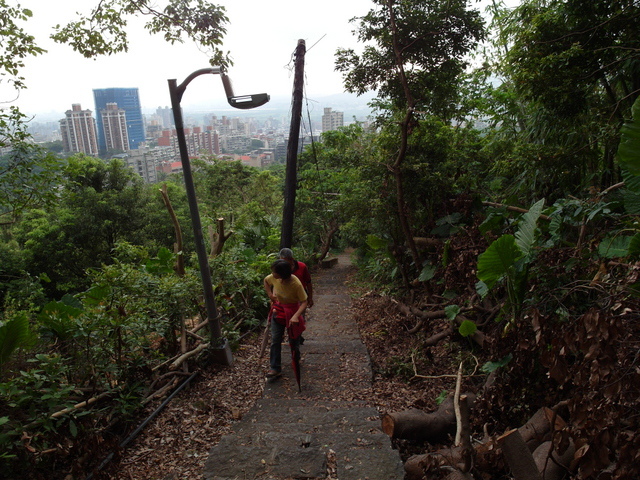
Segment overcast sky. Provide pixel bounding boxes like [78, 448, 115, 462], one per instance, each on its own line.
[7, 0, 514, 121]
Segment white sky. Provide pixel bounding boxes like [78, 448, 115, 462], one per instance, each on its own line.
[7, 0, 516, 121]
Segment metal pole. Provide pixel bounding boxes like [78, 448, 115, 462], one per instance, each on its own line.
[166, 67, 268, 365]
[168, 78, 230, 364]
[280, 39, 306, 249]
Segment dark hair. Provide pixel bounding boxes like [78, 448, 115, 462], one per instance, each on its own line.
[271, 259, 292, 279]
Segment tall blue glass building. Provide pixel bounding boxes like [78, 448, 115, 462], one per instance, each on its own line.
[93, 88, 145, 153]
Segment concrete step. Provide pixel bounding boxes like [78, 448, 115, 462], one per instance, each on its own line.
[204, 430, 404, 480]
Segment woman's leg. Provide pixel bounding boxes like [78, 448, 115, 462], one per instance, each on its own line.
[269, 320, 285, 374]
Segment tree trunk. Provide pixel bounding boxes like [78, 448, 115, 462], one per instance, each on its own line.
[159, 184, 184, 276]
[209, 217, 233, 257]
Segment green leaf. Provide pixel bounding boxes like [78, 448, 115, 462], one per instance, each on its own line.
[418, 264, 436, 282]
[0, 314, 32, 365]
[598, 235, 632, 258]
[83, 285, 111, 305]
[515, 199, 544, 257]
[623, 190, 640, 215]
[481, 353, 513, 373]
[445, 305, 461, 320]
[366, 234, 388, 250]
[69, 420, 78, 438]
[629, 233, 640, 259]
[618, 96, 640, 175]
[477, 235, 522, 288]
[622, 168, 640, 194]
[442, 290, 458, 300]
[458, 319, 477, 337]
[475, 280, 489, 298]
[0, 417, 9, 427]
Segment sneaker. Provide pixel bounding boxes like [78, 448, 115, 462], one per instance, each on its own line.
[266, 370, 281, 378]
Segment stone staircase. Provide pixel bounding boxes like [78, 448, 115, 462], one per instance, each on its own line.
[204, 253, 404, 480]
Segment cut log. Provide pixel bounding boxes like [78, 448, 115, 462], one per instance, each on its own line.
[382, 393, 476, 443]
[404, 407, 568, 480]
[518, 407, 566, 452]
[532, 440, 575, 480]
[497, 428, 542, 480]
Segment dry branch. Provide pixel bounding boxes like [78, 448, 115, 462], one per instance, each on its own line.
[50, 390, 114, 419]
[170, 343, 207, 370]
[482, 201, 551, 221]
[458, 395, 473, 473]
[143, 377, 180, 405]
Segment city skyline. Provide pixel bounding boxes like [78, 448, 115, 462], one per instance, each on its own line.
[10, 0, 376, 120]
[9, 0, 516, 122]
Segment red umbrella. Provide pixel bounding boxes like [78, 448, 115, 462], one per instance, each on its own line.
[287, 327, 301, 392]
[287, 320, 304, 392]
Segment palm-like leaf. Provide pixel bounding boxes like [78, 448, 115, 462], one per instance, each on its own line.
[515, 199, 545, 257]
[0, 314, 32, 366]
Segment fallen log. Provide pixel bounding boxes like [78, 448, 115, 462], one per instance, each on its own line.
[382, 393, 476, 443]
[518, 407, 566, 451]
[404, 406, 566, 480]
[532, 440, 575, 480]
[497, 428, 543, 480]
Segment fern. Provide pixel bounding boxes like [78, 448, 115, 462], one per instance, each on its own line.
[515, 199, 545, 257]
[0, 314, 32, 366]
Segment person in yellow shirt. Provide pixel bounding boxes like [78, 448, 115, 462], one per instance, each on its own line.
[263, 259, 308, 378]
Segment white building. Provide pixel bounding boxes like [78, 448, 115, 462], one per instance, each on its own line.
[101, 103, 129, 152]
[60, 104, 99, 156]
[322, 107, 344, 132]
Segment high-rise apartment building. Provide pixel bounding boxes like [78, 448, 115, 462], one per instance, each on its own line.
[156, 106, 174, 129]
[157, 126, 220, 160]
[322, 107, 344, 132]
[93, 88, 145, 153]
[101, 103, 130, 152]
[59, 104, 99, 156]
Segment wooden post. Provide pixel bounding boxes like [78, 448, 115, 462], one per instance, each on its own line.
[280, 39, 306, 249]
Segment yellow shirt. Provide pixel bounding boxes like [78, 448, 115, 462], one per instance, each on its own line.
[264, 274, 307, 304]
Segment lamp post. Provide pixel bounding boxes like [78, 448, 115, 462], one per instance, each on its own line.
[168, 67, 269, 365]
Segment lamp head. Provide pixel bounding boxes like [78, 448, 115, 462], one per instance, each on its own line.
[220, 73, 270, 110]
[227, 93, 270, 109]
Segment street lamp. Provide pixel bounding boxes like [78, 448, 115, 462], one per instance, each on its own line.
[168, 67, 269, 365]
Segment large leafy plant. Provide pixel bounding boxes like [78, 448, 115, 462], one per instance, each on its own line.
[476, 199, 545, 322]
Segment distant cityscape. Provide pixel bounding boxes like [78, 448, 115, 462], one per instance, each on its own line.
[26, 87, 373, 183]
